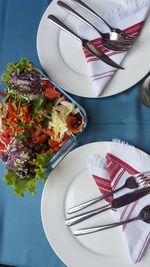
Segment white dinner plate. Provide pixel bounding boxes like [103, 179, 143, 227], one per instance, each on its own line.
[41, 142, 149, 267]
[37, 0, 150, 98]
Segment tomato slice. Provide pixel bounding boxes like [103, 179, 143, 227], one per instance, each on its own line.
[41, 80, 52, 88]
[49, 139, 60, 153]
[42, 80, 61, 100]
[19, 106, 29, 114]
[43, 128, 55, 137]
[8, 98, 17, 116]
[31, 128, 48, 144]
[66, 113, 83, 133]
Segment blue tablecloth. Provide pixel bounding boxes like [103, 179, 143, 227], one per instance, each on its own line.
[0, 1, 149, 267]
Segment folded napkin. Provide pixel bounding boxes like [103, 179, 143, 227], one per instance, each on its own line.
[75, 0, 150, 97]
[87, 140, 150, 263]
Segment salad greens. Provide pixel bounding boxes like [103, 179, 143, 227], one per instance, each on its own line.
[0, 58, 84, 196]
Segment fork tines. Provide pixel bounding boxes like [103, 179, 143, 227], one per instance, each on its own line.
[135, 171, 150, 185]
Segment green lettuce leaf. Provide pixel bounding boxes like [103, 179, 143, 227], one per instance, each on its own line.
[1, 58, 37, 84]
[4, 152, 52, 197]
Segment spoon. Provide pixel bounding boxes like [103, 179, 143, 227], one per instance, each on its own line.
[48, 15, 123, 69]
[57, 1, 130, 51]
[72, 0, 137, 47]
[74, 205, 150, 236]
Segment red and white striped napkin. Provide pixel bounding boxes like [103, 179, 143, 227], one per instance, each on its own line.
[76, 0, 150, 97]
[87, 140, 150, 263]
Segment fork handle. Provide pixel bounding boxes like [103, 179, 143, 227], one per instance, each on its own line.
[72, 0, 113, 31]
[66, 185, 124, 214]
[66, 204, 111, 226]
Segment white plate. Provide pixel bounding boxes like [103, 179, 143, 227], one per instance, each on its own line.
[41, 142, 149, 267]
[37, 0, 150, 98]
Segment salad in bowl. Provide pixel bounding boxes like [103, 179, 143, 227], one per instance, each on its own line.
[0, 59, 86, 196]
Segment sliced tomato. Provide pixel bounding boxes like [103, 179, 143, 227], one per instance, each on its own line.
[10, 117, 18, 127]
[42, 80, 61, 100]
[49, 139, 60, 153]
[8, 98, 17, 116]
[43, 127, 55, 137]
[19, 106, 29, 115]
[49, 133, 70, 153]
[41, 80, 53, 89]
[20, 114, 32, 124]
[66, 113, 83, 133]
[44, 87, 61, 100]
[31, 128, 48, 144]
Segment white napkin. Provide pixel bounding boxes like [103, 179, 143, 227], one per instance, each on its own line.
[75, 0, 150, 97]
[87, 140, 150, 263]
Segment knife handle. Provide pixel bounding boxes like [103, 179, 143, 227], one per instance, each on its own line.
[48, 15, 81, 42]
[113, 186, 150, 209]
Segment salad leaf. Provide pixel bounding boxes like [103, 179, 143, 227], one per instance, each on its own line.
[1, 58, 37, 84]
[32, 96, 46, 117]
[4, 151, 52, 197]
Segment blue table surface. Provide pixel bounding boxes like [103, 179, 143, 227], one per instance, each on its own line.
[0, 1, 150, 267]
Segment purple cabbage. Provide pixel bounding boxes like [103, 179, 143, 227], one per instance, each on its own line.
[4, 139, 34, 179]
[10, 71, 42, 100]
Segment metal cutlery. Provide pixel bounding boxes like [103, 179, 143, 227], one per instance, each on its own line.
[67, 171, 150, 214]
[57, 1, 132, 51]
[65, 186, 150, 226]
[47, 15, 123, 69]
[73, 205, 150, 236]
[72, 0, 137, 46]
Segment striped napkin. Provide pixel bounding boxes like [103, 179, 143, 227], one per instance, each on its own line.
[87, 140, 150, 263]
[76, 0, 150, 97]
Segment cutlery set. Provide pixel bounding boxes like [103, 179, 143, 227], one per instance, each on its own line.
[48, 15, 123, 69]
[65, 171, 150, 235]
[47, 0, 137, 69]
[57, 1, 134, 52]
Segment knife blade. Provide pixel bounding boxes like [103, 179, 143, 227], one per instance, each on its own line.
[65, 186, 150, 226]
[48, 15, 124, 69]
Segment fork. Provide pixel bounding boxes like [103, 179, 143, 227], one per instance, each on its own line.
[57, 1, 131, 51]
[72, 0, 137, 45]
[66, 171, 150, 214]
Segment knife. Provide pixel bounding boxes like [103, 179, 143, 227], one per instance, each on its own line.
[48, 15, 124, 69]
[65, 186, 150, 226]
